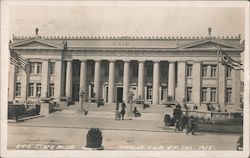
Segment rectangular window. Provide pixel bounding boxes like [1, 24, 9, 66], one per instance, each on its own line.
[210, 88, 217, 102]
[16, 66, 21, 74]
[30, 63, 35, 74]
[146, 86, 152, 100]
[201, 88, 207, 102]
[104, 63, 109, 76]
[37, 62, 42, 74]
[118, 65, 123, 77]
[187, 64, 193, 77]
[147, 65, 153, 77]
[133, 66, 138, 77]
[36, 83, 41, 97]
[202, 65, 208, 77]
[28, 83, 34, 97]
[187, 87, 192, 102]
[226, 88, 232, 103]
[210, 65, 217, 77]
[15, 83, 21, 96]
[226, 66, 232, 78]
[49, 62, 55, 74]
[49, 84, 55, 97]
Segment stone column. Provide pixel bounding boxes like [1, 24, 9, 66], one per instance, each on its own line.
[94, 60, 101, 99]
[137, 61, 145, 99]
[54, 60, 62, 101]
[8, 64, 16, 101]
[108, 60, 115, 103]
[41, 60, 49, 98]
[123, 60, 130, 103]
[152, 61, 160, 104]
[176, 61, 186, 103]
[168, 61, 176, 99]
[232, 69, 241, 109]
[65, 60, 72, 99]
[79, 60, 87, 101]
[193, 61, 201, 106]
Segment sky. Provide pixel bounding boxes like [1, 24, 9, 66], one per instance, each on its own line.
[9, 3, 245, 38]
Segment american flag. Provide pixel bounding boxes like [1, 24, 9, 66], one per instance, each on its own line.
[220, 49, 244, 71]
[10, 50, 29, 73]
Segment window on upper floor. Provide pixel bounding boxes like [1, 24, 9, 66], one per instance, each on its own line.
[210, 65, 217, 78]
[187, 64, 193, 77]
[226, 66, 232, 78]
[49, 62, 55, 74]
[132, 65, 138, 77]
[118, 64, 123, 77]
[201, 65, 208, 77]
[37, 62, 42, 74]
[16, 66, 21, 74]
[147, 65, 153, 77]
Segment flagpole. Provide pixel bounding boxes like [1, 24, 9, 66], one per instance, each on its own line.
[25, 59, 30, 101]
[216, 45, 220, 111]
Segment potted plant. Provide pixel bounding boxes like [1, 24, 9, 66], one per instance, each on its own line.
[85, 128, 104, 150]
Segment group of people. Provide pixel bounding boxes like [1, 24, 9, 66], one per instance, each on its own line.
[174, 115, 196, 135]
[115, 101, 141, 120]
[115, 101, 126, 120]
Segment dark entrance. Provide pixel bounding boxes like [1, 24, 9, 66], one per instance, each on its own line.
[117, 87, 123, 103]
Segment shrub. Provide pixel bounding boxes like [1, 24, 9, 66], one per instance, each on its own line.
[86, 128, 103, 148]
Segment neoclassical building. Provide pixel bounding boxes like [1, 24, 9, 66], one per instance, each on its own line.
[8, 29, 244, 111]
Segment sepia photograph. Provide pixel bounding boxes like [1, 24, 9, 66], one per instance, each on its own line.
[1, 1, 249, 158]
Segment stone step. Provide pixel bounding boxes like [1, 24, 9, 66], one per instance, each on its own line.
[56, 110, 165, 121]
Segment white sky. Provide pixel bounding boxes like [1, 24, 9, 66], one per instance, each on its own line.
[9, 4, 245, 38]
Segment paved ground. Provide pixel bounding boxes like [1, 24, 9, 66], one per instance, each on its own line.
[8, 107, 241, 151]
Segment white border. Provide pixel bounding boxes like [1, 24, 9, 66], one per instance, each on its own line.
[1, 1, 249, 158]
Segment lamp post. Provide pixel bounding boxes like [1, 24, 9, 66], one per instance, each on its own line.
[37, 91, 41, 104]
[79, 88, 85, 111]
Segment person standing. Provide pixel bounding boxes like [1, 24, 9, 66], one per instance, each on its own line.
[190, 116, 196, 135]
[121, 101, 126, 120]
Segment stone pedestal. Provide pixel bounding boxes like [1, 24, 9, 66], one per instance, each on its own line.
[59, 101, 69, 107]
[40, 103, 52, 115]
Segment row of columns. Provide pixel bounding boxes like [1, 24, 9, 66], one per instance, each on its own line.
[64, 60, 176, 104]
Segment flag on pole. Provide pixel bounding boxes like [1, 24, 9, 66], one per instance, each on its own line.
[10, 50, 29, 73]
[220, 49, 244, 71]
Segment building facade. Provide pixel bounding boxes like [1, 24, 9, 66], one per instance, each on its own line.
[8, 29, 244, 111]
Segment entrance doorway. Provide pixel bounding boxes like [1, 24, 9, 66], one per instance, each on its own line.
[117, 87, 123, 103]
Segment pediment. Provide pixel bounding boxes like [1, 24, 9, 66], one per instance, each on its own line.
[178, 37, 243, 50]
[10, 37, 63, 50]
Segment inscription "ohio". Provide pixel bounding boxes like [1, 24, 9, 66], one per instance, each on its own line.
[113, 41, 129, 46]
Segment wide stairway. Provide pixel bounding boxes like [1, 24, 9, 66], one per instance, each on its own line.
[53, 102, 174, 121]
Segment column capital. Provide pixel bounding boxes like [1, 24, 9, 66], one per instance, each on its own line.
[153, 60, 161, 63]
[65, 59, 73, 62]
[194, 60, 201, 63]
[168, 61, 176, 63]
[137, 60, 145, 63]
[177, 60, 186, 63]
[80, 59, 87, 62]
[109, 60, 116, 63]
[123, 60, 131, 63]
[94, 60, 102, 63]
